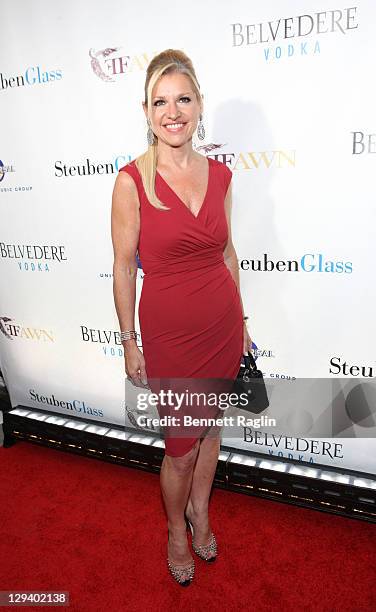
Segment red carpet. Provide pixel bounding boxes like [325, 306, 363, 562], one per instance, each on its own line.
[0, 442, 375, 612]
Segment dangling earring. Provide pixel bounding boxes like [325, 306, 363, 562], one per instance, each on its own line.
[197, 113, 205, 140]
[147, 118, 155, 146]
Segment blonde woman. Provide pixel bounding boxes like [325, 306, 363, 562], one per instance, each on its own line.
[111, 49, 251, 586]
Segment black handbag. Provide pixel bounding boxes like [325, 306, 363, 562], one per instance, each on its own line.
[232, 351, 269, 414]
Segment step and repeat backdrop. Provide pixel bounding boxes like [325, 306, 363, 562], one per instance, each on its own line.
[1, 0, 375, 474]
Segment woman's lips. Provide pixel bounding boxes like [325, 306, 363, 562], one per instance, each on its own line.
[163, 122, 186, 133]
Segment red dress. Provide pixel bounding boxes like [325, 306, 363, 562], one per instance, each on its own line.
[119, 156, 243, 456]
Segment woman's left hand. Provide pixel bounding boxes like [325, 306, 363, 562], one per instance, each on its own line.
[243, 322, 252, 356]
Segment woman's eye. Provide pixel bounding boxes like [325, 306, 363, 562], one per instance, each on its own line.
[153, 97, 191, 106]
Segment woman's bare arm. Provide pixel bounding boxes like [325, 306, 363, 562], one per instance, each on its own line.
[111, 171, 140, 334]
[223, 183, 244, 313]
[223, 183, 252, 354]
[111, 170, 147, 384]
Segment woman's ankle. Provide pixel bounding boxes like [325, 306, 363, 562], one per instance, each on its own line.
[168, 520, 188, 534]
[185, 500, 208, 521]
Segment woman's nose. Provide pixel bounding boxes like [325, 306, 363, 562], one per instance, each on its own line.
[167, 101, 180, 118]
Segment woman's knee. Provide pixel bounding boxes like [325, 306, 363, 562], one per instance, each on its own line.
[167, 440, 200, 474]
[200, 433, 221, 449]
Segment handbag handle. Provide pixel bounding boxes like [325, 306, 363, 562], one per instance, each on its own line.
[243, 350, 257, 372]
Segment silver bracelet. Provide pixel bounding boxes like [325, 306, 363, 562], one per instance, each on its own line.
[120, 330, 139, 341]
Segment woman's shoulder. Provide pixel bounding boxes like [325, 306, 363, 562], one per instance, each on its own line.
[209, 156, 232, 171]
[114, 160, 141, 200]
[118, 158, 138, 174]
[117, 159, 142, 191]
[209, 157, 233, 189]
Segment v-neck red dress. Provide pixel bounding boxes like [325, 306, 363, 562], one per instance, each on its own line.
[119, 156, 244, 456]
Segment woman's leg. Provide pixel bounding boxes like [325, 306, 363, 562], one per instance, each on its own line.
[185, 434, 221, 553]
[160, 439, 200, 567]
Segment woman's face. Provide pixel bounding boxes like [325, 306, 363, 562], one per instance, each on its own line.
[143, 72, 202, 147]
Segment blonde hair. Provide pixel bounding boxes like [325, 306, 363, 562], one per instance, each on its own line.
[135, 49, 203, 211]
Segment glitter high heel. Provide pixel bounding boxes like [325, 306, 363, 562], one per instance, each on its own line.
[185, 516, 217, 562]
[167, 529, 195, 586]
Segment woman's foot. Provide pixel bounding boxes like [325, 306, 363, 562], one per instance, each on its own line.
[185, 501, 217, 561]
[167, 526, 195, 586]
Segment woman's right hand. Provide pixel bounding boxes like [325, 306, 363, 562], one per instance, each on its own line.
[123, 342, 148, 388]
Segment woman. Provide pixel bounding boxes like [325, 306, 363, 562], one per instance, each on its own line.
[111, 49, 252, 586]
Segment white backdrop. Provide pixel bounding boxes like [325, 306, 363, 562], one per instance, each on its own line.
[1, 0, 375, 474]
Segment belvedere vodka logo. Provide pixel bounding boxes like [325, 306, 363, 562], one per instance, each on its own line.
[81, 324, 142, 358]
[231, 6, 359, 61]
[0, 242, 67, 271]
[351, 131, 376, 155]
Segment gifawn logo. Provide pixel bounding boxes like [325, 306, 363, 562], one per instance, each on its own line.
[0, 316, 54, 341]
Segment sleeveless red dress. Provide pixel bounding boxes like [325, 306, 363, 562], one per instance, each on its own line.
[119, 156, 243, 456]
